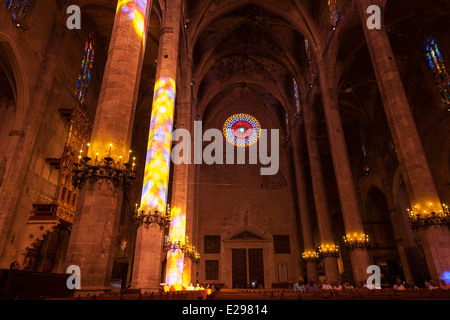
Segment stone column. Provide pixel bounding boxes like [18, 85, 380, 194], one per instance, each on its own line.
[302, 103, 339, 282]
[316, 78, 371, 282]
[378, 160, 415, 283]
[65, 1, 151, 294]
[291, 121, 318, 281]
[132, 0, 182, 291]
[170, 56, 195, 289]
[356, 0, 450, 281]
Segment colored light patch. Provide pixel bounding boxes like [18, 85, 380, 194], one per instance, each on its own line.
[183, 261, 191, 289]
[117, 0, 151, 44]
[328, 0, 339, 26]
[140, 77, 176, 213]
[165, 206, 186, 287]
[441, 271, 450, 284]
[293, 78, 301, 114]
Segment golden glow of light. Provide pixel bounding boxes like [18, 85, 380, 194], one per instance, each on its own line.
[141, 77, 176, 213]
[408, 202, 449, 218]
[343, 233, 369, 243]
[318, 243, 339, 253]
[302, 250, 318, 259]
[165, 206, 186, 287]
[116, 0, 151, 44]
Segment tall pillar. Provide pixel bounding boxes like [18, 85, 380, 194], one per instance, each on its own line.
[378, 160, 415, 283]
[315, 76, 371, 282]
[356, 0, 450, 281]
[302, 103, 339, 282]
[291, 122, 318, 281]
[65, 1, 151, 293]
[169, 56, 195, 289]
[132, 0, 182, 291]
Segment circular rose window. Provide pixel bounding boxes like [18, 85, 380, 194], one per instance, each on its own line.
[223, 113, 261, 147]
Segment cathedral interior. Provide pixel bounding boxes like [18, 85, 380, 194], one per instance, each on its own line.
[0, 0, 450, 299]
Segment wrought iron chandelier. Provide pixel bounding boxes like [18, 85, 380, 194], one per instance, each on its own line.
[407, 203, 450, 230]
[343, 233, 370, 249]
[72, 149, 136, 190]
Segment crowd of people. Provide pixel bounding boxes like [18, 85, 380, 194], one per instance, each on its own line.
[292, 277, 450, 292]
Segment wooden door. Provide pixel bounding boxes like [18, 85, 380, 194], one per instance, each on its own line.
[232, 249, 247, 288]
[248, 248, 264, 288]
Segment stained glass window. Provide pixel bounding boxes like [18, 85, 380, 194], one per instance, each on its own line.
[75, 33, 95, 104]
[293, 78, 301, 114]
[304, 39, 315, 80]
[328, 0, 339, 29]
[5, 0, 33, 19]
[285, 112, 289, 133]
[223, 114, 261, 147]
[425, 37, 450, 106]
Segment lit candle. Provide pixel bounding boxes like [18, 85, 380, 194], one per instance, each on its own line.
[109, 144, 112, 157]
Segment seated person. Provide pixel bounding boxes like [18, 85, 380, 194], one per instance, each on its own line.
[333, 282, 343, 290]
[321, 280, 333, 290]
[10, 261, 20, 270]
[343, 281, 354, 289]
[439, 279, 450, 290]
[305, 278, 319, 292]
[409, 282, 420, 291]
[428, 280, 439, 290]
[393, 278, 406, 291]
[293, 277, 305, 292]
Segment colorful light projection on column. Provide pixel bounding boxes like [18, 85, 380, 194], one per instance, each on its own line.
[117, 0, 151, 43]
[165, 206, 186, 288]
[223, 113, 261, 147]
[441, 271, 450, 286]
[140, 77, 176, 214]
